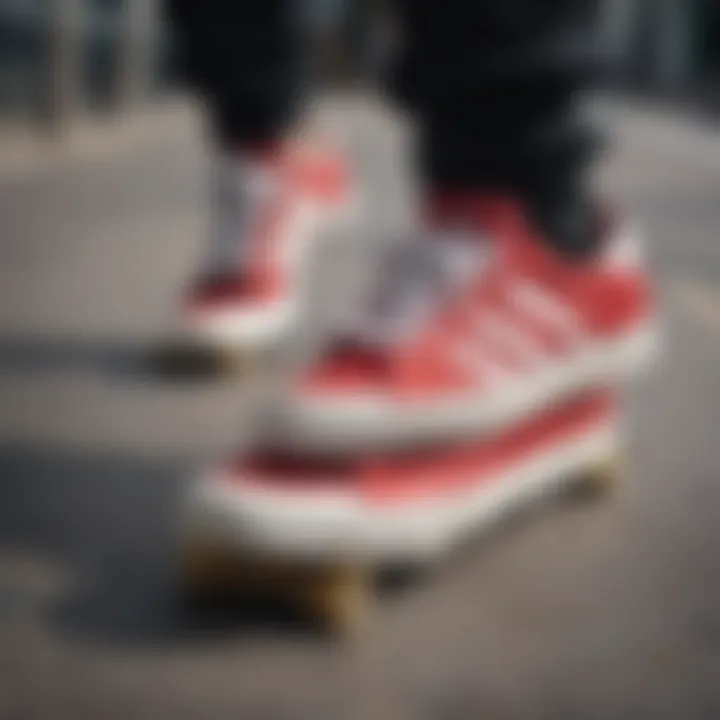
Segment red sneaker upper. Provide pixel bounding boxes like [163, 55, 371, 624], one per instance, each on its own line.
[185, 144, 351, 321]
[299, 196, 653, 404]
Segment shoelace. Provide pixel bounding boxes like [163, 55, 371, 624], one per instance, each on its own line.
[352, 236, 490, 348]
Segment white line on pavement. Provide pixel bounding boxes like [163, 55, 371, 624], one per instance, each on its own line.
[672, 280, 720, 337]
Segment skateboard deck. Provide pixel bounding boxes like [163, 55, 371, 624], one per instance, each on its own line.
[177, 389, 623, 636]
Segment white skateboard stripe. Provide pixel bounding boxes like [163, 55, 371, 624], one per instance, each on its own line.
[185, 421, 618, 563]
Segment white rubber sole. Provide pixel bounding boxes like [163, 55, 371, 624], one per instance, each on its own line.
[180, 410, 618, 566]
[278, 320, 658, 454]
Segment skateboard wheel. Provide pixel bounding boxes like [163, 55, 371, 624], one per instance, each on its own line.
[303, 567, 371, 639]
[151, 341, 268, 378]
[574, 454, 623, 499]
[178, 542, 371, 638]
[235, 562, 371, 639]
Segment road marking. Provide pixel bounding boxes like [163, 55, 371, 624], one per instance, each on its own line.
[673, 280, 720, 337]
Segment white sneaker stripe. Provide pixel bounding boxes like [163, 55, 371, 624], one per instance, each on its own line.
[450, 343, 514, 388]
[472, 310, 550, 368]
[507, 281, 585, 346]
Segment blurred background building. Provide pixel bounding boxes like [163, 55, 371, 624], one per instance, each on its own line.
[0, 0, 165, 126]
[0, 0, 718, 131]
[604, 0, 720, 95]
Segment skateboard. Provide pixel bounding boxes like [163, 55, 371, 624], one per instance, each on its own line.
[177, 389, 622, 636]
[151, 336, 278, 378]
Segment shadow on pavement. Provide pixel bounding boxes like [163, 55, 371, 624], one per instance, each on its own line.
[0, 442, 328, 650]
[0, 334, 250, 386]
[0, 334, 146, 377]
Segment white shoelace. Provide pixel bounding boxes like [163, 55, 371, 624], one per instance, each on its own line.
[352, 230, 490, 347]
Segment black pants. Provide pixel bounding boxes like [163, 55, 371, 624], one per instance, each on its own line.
[165, 0, 603, 255]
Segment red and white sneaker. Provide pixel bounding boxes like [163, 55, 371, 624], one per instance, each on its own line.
[182, 391, 618, 564]
[274, 197, 657, 453]
[172, 143, 355, 359]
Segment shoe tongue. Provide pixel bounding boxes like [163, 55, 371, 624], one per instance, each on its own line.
[433, 227, 493, 283]
[353, 233, 491, 349]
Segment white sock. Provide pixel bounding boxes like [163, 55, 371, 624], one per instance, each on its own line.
[204, 153, 278, 276]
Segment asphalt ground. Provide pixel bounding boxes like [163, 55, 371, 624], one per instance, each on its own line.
[1, 96, 720, 719]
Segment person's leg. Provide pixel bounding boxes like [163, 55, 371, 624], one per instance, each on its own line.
[165, 0, 305, 146]
[162, 1, 353, 359]
[393, 0, 602, 257]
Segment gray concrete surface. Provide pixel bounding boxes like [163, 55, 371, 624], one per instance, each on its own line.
[1, 95, 720, 719]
